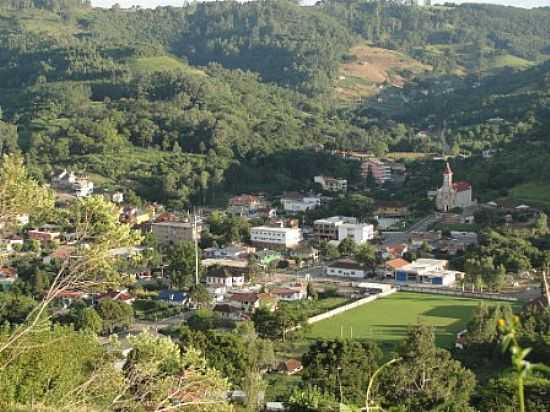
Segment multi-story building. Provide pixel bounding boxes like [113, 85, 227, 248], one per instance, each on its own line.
[313, 176, 348, 192]
[313, 216, 374, 244]
[280, 192, 321, 213]
[338, 222, 374, 244]
[313, 216, 357, 241]
[361, 159, 392, 184]
[151, 221, 202, 245]
[250, 226, 302, 250]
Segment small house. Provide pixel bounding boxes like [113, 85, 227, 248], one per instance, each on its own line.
[270, 287, 306, 301]
[97, 290, 135, 305]
[206, 266, 245, 289]
[278, 359, 303, 375]
[0, 267, 17, 289]
[228, 292, 278, 314]
[214, 303, 243, 321]
[325, 259, 366, 279]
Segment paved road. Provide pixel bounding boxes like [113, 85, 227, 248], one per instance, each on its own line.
[382, 213, 440, 246]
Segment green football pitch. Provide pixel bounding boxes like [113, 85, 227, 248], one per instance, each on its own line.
[306, 292, 518, 348]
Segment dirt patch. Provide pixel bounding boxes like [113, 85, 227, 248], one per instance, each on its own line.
[335, 44, 432, 103]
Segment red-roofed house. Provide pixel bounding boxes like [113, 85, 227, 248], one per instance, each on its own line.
[270, 287, 306, 301]
[0, 267, 17, 289]
[228, 292, 278, 313]
[278, 358, 303, 375]
[228, 194, 268, 217]
[28, 229, 61, 243]
[384, 243, 408, 259]
[381, 258, 410, 278]
[97, 290, 135, 304]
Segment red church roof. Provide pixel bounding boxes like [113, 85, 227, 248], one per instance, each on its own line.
[453, 181, 471, 192]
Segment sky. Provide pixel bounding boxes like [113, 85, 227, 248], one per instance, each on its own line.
[91, 0, 550, 9]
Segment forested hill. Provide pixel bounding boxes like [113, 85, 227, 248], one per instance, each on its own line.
[0, 1, 366, 208]
[320, 0, 550, 73]
[1, 0, 550, 207]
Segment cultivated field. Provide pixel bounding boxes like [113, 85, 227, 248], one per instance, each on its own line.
[306, 292, 518, 349]
[334, 43, 431, 103]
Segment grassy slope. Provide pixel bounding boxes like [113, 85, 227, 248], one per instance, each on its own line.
[334, 43, 431, 104]
[306, 292, 518, 349]
[509, 182, 550, 208]
[128, 55, 206, 76]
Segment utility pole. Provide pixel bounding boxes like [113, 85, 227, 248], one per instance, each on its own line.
[542, 269, 550, 307]
[193, 211, 200, 286]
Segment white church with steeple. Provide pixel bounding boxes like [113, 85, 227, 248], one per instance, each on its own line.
[435, 162, 474, 212]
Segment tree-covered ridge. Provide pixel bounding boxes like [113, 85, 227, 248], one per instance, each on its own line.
[0, 0, 90, 11]
[319, 0, 550, 72]
[176, 0, 353, 95]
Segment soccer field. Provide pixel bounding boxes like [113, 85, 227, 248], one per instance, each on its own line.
[306, 292, 517, 348]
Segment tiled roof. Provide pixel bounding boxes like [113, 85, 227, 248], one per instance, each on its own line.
[385, 258, 410, 270]
[280, 358, 302, 372]
[327, 258, 363, 270]
[0, 267, 17, 278]
[453, 181, 471, 192]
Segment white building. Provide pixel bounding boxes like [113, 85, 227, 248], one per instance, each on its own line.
[281, 192, 321, 213]
[112, 192, 124, 203]
[73, 177, 94, 197]
[394, 258, 463, 287]
[338, 222, 374, 244]
[250, 226, 302, 250]
[203, 245, 255, 260]
[325, 259, 367, 278]
[313, 216, 374, 244]
[435, 163, 474, 212]
[270, 287, 306, 301]
[206, 271, 245, 289]
[314, 176, 348, 192]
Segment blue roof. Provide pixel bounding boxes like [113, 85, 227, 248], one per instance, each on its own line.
[159, 289, 188, 302]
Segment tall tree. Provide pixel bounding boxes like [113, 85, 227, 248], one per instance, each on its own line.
[302, 339, 382, 404]
[167, 240, 197, 289]
[379, 325, 476, 411]
[0, 155, 53, 238]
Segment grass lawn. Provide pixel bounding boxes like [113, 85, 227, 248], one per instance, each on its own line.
[129, 55, 205, 76]
[509, 182, 550, 208]
[306, 292, 519, 349]
[488, 54, 533, 70]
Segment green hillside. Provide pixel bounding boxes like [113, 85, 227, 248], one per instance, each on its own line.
[1, 0, 550, 207]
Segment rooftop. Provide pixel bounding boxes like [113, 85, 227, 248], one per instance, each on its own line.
[453, 181, 472, 192]
[314, 216, 357, 225]
[202, 259, 249, 269]
[385, 258, 410, 270]
[401, 258, 448, 272]
[151, 221, 195, 228]
[327, 258, 364, 270]
[251, 226, 300, 233]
